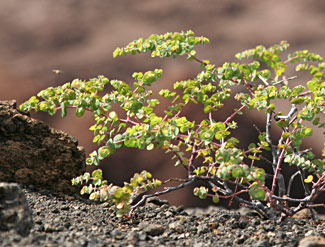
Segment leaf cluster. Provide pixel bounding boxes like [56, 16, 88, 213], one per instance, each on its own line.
[20, 31, 325, 219]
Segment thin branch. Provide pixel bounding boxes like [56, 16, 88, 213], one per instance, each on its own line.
[162, 178, 187, 184]
[298, 90, 313, 97]
[297, 167, 310, 196]
[222, 181, 272, 219]
[129, 177, 197, 216]
[173, 101, 189, 119]
[186, 53, 207, 65]
[313, 172, 325, 188]
[274, 104, 297, 121]
[187, 140, 200, 176]
[218, 189, 249, 199]
[271, 76, 297, 86]
[287, 171, 300, 197]
[265, 112, 285, 196]
[266, 112, 278, 165]
[271, 141, 287, 194]
[224, 105, 246, 125]
[272, 194, 312, 203]
[258, 74, 269, 86]
[120, 118, 139, 126]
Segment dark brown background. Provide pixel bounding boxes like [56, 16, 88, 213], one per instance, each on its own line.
[1, 0, 324, 208]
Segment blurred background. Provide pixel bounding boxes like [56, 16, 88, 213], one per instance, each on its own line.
[1, 0, 324, 209]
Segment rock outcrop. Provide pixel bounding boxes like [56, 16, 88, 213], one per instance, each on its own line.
[0, 182, 33, 236]
[0, 100, 86, 194]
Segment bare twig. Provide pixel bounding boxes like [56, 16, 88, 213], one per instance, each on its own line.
[266, 112, 278, 165]
[258, 74, 269, 86]
[271, 76, 297, 86]
[129, 177, 197, 216]
[287, 171, 300, 197]
[274, 104, 297, 121]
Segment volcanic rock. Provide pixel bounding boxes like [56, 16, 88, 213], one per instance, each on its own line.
[0, 182, 33, 237]
[0, 100, 86, 194]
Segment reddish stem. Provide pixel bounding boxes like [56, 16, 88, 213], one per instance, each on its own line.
[271, 139, 290, 194]
[186, 53, 207, 65]
[216, 189, 249, 199]
[313, 172, 325, 189]
[224, 105, 246, 125]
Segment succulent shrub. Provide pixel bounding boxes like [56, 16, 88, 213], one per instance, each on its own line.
[20, 30, 325, 220]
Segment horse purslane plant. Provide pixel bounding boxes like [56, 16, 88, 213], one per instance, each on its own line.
[20, 30, 325, 220]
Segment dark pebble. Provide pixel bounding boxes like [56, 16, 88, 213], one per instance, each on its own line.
[263, 223, 275, 231]
[252, 240, 270, 247]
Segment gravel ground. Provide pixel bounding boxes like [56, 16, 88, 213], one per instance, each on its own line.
[0, 186, 324, 247]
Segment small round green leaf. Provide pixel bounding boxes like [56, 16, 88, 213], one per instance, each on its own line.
[98, 146, 111, 159]
[249, 183, 266, 201]
[212, 194, 219, 204]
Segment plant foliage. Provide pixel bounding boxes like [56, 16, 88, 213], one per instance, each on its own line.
[20, 30, 325, 220]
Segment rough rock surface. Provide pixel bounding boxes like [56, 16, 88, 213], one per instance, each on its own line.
[0, 183, 33, 237]
[298, 235, 325, 247]
[0, 100, 86, 195]
[0, 187, 324, 247]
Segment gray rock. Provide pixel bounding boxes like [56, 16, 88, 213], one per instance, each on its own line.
[263, 223, 275, 231]
[110, 229, 124, 240]
[252, 240, 270, 247]
[144, 224, 165, 236]
[197, 223, 209, 235]
[127, 229, 140, 241]
[0, 182, 33, 236]
[147, 197, 170, 207]
[298, 235, 325, 247]
[139, 221, 165, 236]
[169, 220, 185, 233]
[193, 242, 209, 247]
